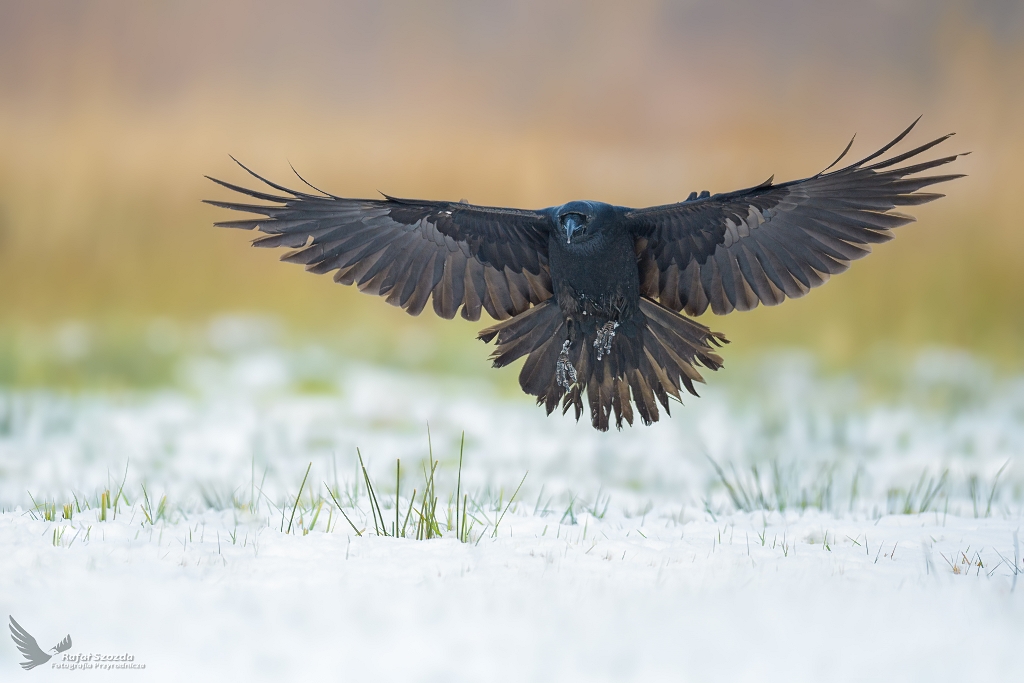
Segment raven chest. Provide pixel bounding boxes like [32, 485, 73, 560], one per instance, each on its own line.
[548, 232, 641, 336]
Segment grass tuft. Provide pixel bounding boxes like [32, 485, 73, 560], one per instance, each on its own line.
[318, 431, 525, 543]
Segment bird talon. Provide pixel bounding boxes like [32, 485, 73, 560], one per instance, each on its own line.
[556, 340, 577, 390]
[593, 321, 619, 361]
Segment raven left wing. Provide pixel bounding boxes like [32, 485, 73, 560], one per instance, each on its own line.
[625, 120, 965, 316]
[206, 162, 555, 321]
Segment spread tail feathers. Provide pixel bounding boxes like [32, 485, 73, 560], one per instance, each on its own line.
[478, 298, 727, 431]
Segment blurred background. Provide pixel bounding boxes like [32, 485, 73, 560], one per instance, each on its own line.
[0, 0, 1021, 388]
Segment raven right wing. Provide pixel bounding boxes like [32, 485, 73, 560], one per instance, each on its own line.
[206, 162, 555, 321]
[625, 120, 965, 315]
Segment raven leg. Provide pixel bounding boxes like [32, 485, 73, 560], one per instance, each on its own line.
[593, 321, 619, 361]
[555, 340, 578, 390]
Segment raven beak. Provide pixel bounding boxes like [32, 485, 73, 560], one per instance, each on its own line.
[563, 215, 581, 244]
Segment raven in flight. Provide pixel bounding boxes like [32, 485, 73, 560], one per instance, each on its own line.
[207, 119, 963, 431]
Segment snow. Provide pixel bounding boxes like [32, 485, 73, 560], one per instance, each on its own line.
[1, 340, 1022, 681]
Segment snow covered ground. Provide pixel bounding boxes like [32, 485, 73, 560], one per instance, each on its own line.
[1, 330, 1022, 681]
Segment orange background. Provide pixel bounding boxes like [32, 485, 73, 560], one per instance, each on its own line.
[1, 1, 1021, 374]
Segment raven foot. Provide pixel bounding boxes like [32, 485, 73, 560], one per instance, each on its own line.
[556, 340, 577, 390]
[593, 321, 619, 361]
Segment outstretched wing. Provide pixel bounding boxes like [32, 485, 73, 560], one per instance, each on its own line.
[625, 119, 966, 316]
[53, 634, 72, 653]
[206, 162, 555, 321]
[9, 616, 51, 670]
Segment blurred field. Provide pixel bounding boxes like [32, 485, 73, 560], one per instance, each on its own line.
[1, 1, 1022, 385]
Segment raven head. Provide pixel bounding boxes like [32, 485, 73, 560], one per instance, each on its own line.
[557, 201, 601, 245]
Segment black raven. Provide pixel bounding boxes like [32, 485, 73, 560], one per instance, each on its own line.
[206, 119, 963, 431]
